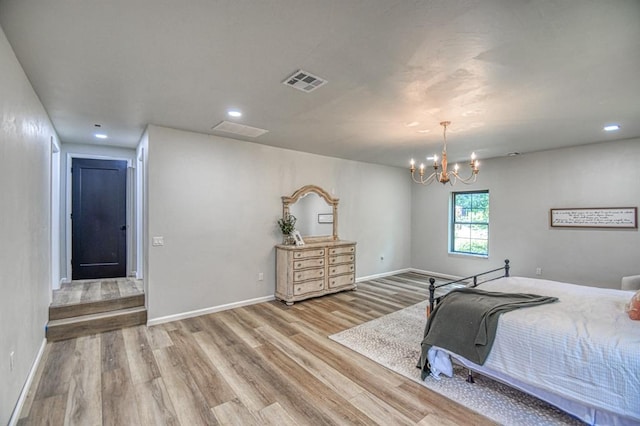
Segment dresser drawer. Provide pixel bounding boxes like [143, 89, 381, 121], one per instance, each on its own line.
[329, 245, 355, 256]
[294, 258, 325, 269]
[294, 268, 324, 282]
[293, 249, 324, 259]
[294, 279, 324, 295]
[328, 274, 355, 288]
[329, 254, 355, 265]
[329, 264, 354, 276]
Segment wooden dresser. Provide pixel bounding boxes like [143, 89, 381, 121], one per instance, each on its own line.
[275, 240, 356, 305]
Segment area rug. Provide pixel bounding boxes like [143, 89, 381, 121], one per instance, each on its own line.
[329, 300, 583, 425]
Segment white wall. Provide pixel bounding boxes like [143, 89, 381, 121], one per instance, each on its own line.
[411, 138, 640, 288]
[144, 125, 412, 321]
[0, 27, 57, 424]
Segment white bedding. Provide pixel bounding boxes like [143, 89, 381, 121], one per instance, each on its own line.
[435, 276, 640, 424]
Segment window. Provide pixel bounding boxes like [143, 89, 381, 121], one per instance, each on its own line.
[451, 190, 489, 256]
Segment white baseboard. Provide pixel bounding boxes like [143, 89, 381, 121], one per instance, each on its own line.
[356, 268, 413, 282]
[407, 268, 463, 281]
[9, 338, 47, 426]
[358, 268, 465, 284]
[147, 295, 276, 326]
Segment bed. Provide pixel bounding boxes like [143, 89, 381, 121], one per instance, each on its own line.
[420, 260, 640, 426]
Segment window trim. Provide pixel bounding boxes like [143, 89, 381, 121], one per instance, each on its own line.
[449, 190, 489, 257]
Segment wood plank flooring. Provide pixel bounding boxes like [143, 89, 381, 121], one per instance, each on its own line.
[52, 278, 143, 307]
[19, 272, 494, 425]
[48, 278, 146, 341]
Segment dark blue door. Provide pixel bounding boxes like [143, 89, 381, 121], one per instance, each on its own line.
[72, 158, 127, 280]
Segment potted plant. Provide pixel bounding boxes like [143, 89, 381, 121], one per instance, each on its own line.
[277, 214, 297, 244]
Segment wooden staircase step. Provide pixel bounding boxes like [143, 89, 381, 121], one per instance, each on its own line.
[49, 294, 144, 320]
[46, 306, 147, 341]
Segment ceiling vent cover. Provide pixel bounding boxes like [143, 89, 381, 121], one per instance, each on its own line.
[211, 121, 269, 138]
[282, 69, 327, 92]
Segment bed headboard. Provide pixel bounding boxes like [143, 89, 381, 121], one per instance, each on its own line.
[428, 259, 510, 314]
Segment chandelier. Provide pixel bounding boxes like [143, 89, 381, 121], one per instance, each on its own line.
[410, 121, 479, 185]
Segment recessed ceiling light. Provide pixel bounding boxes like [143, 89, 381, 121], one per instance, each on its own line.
[95, 133, 108, 139]
[603, 124, 620, 131]
[406, 121, 419, 127]
[227, 110, 242, 118]
[417, 129, 430, 133]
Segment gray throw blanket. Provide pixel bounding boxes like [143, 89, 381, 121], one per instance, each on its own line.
[419, 287, 558, 380]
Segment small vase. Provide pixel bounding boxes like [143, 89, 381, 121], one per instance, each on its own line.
[283, 234, 295, 245]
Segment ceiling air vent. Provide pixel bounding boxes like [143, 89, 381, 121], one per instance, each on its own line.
[211, 121, 269, 138]
[282, 69, 327, 93]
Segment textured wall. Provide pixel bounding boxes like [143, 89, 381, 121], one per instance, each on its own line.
[0, 27, 57, 424]
[144, 125, 412, 320]
[411, 138, 640, 288]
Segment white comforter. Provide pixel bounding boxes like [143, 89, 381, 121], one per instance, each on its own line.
[441, 276, 640, 422]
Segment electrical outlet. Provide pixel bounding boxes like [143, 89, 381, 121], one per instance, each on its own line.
[10, 351, 14, 371]
[536, 267, 542, 275]
[258, 272, 264, 281]
[152, 236, 164, 246]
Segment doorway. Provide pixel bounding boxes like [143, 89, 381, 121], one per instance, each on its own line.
[71, 158, 127, 280]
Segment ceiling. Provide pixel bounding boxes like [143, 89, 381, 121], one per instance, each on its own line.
[1, 0, 638, 167]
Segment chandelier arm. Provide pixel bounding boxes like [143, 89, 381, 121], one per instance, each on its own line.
[455, 173, 478, 184]
[411, 170, 438, 185]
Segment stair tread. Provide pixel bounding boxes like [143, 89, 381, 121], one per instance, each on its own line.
[50, 293, 143, 309]
[47, 306, 147, 326]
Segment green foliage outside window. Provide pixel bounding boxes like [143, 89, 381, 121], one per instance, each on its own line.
[451, 191, 489, 256]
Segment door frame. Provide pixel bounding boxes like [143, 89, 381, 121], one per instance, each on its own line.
[50, 137, 61, 291]
[65, 153, 134, 282]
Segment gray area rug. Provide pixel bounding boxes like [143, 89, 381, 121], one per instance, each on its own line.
[329, 300, 583, 425]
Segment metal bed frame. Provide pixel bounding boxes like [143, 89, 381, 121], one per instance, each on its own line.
[427, 259, 510, 316]
[425, 259, 509, 383]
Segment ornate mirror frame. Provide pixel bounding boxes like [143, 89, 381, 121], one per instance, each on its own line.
[282, 185, 339, 242]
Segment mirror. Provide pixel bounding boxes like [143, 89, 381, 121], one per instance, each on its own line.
[282, 185, 338, 242]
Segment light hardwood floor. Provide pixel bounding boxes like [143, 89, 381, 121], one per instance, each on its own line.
[52, 278, 144, 307]
[19, 273, 494, 425]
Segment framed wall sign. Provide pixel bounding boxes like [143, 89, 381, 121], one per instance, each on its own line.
[318, 213, 333, 224]
[550, 207, 637, 229]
